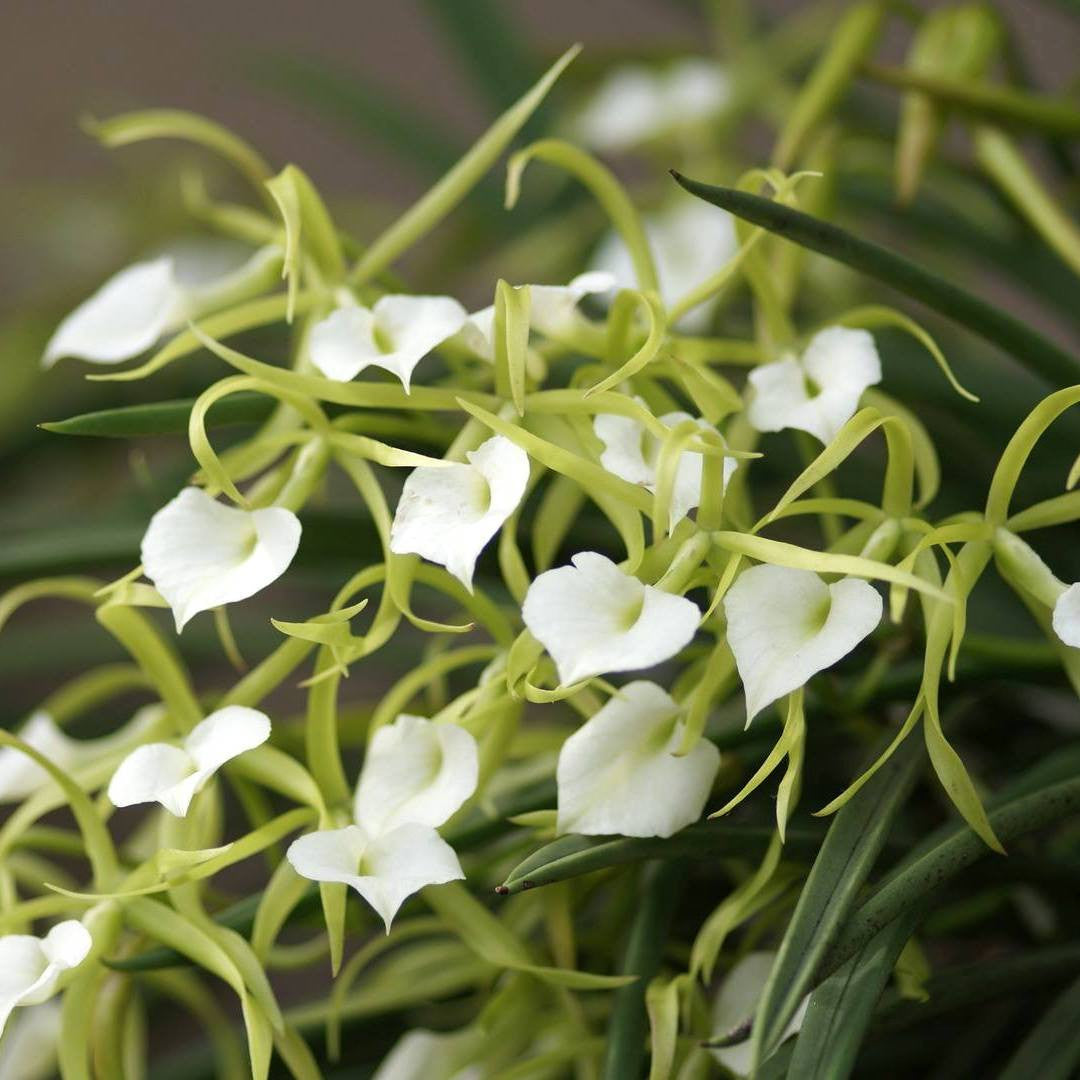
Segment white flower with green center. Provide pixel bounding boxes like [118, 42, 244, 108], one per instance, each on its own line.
[724, 564, 882, 722]
[0, 706, 160, 803]
[557, 681, 720, 837]
[594, 406, 738, 529]
[708, 952, 807, 1077]
[42, 242, 279, 367]
[1052, 584, 1080, 647]
[309, 295, 467, 390]
[574, 59, 730, 152]
[389, 435, 530, 590]
[746, 326, 882, 444]
[0, 922, 92, 1040]
[287, 714, 479, 932]
[141, 487, 301, 632]
[107, 706, 271, 817]
[590, 199, 737, 331]
[522, 552, 701, 686]
[457, 272, 616, 361]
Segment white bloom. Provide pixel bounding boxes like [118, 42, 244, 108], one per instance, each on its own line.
[107, 706, 270, 817]
[590, 199, 737, 331]
[287, 714, 479, 932]
[709, 952, 807, 1078]
[746, 326, 882, 444]
[0, 706, 159, 803]
[141, 487, 301, 632]
[522, 552, 700, 686]
[354, 714, 479, 835]
[43, 243, 278, 367]
[389, 435, 530, 589]
[1052, 583, 1080, 647]
[574, 59, 730, 152]
[372, 1029, 481, 1080]
[557, 681, 720, 838]
[594, 407, 737, 529]
[0, 922, 91, 1040]
[458, 272, 615, 361]
[0, 1002, 61, 1080]
[309, 295, 466, 390]
[724, 565, 882, 722]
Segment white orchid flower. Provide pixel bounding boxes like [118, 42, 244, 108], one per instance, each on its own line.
[0, 922, 91, 1040]
[557, 681, 720, 837]
[522, 552, 701, 686]
[107, 706, 271, 817]
[724, 565, 882, 722]
[287, 714, 479, 932]
[709, 952, 807, 1078]
[594, 406, 738, 529]
[309, 295, 466, 390]
[746, 326, 882, 444]
[590, 199, 737, 331]
[0, 705, 160, 803]
[42, 242, 279, 367]
[372, 1029, 482, 1080]
[1053, 584, 1080, 647]
[389, 435, 530, 590]
[141, 487, 301, 632]
[0, 1002, 61, 1080]
[458, 272, 616, 362]
[574, 59, 730, 152]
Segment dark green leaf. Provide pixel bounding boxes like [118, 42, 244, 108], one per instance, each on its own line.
[41, 392, 275, 439]
[749, 733, 922, 1067]
[602, 860, 686, 1080]
[670, 173, 1080, 389]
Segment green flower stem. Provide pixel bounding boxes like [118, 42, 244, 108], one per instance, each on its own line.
[273, 436, 332, 513]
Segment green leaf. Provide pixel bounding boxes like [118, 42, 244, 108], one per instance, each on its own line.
[824, 771, 1080, 976]
[863, 61, 1080, 135]
[748, 733, 922, 1069]
[670, 174, 1080, 389]
[603, 861, 686, 1080]
[41, 392, 276, 438]
[498, 819, 818, 896]
[348, 44, 579, 285]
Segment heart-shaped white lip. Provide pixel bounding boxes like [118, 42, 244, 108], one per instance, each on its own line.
[724, 564, 882, 721]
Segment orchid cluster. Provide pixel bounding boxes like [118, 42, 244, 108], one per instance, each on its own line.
[5, 6, 1080, 1078]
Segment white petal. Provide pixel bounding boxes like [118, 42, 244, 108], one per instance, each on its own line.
[0, 714, 79, 803]
[0, 922, 90, 1039]
[457, 305, 496, 362]
[141, 487, 301, 631]
[358, 823, 465, 932]
[286, 823, 463, 933]
[1052, 583, 1080, 647]
[574, 66, 669, 151]
[372, 295, 467, 390]
[389, 435, 530, 589]
[0, 1001, 62, 1080]
[594, 413, 656, 488]
[709, 952, 806, 1077]
[354, 715, 479, 834]
[309, 306, 379, 382]
[529, 272, 616, 339]
[42, 258, 184, 367]
[372, 1030, 479, 1080]
[557, 681, 720, 838]
[107, 742, 199, 817]
[724, 566, 882, 722]
[184, 706, 271, 775]
[748, 328, 882, 444]
[522, 552, 700, 685]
